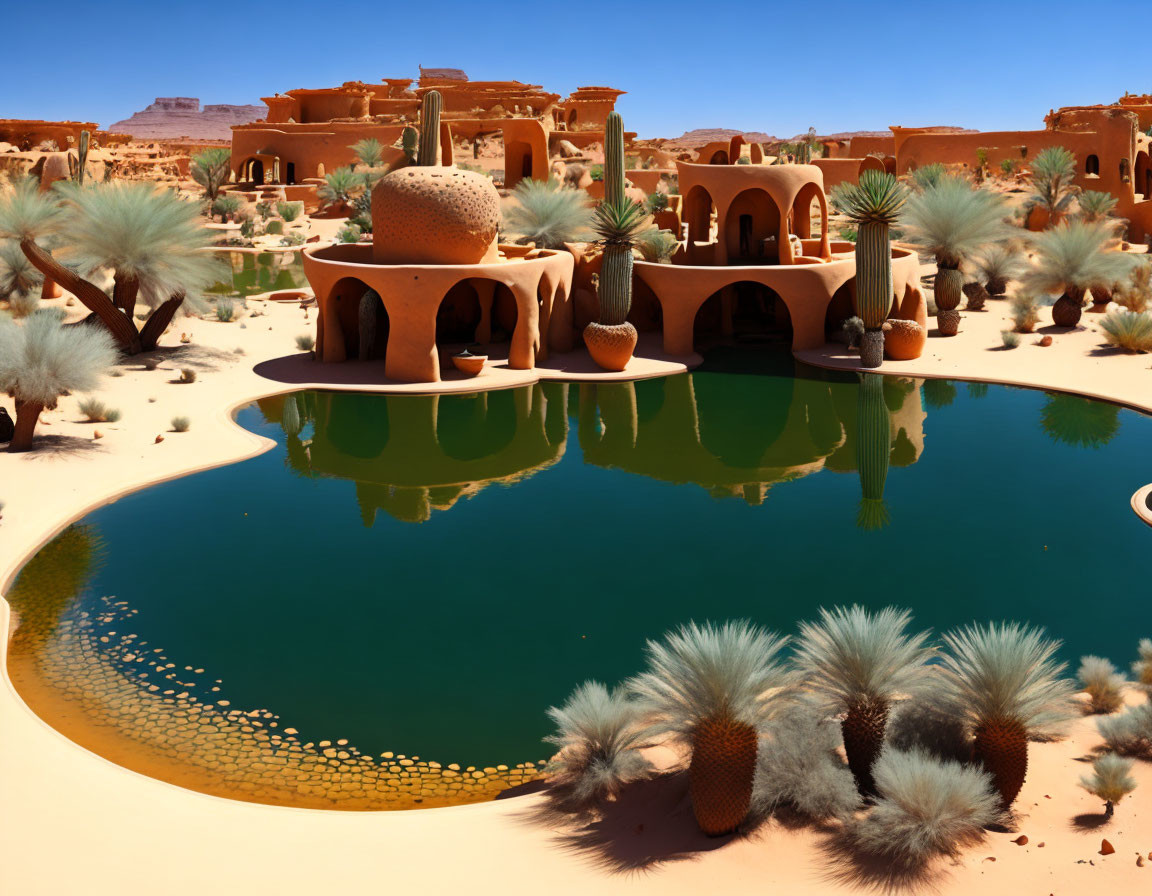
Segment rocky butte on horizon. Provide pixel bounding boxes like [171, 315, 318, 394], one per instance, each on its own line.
[108, 97, 264, 141]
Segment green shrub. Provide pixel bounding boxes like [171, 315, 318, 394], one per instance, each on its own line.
[910, 163, 946, 191]
[635, 228, 679, 263]
[296, 333, 315, 352]
[190, 147, 232, 200]
[589, 164, 604, 182]
[336, 223, 362, 244]
[1099, 309, 1152, 352]
[1010, 293, 1042, 332]
[77, 396, 121, 423]
[211, 194, 243, 222]
[1027, 146, 1079, 224]
[317, 167, 363, 207]
[1001, 330, 1020, 348]
[265, 220, 284, 235]
[999, 158, 1017, 176]
[349, 137, 384, 169]
[849, 749, 1001, 867]
[1133, 638, 1152, 694]
[277, 201, 304, 222]
[280, 232, 306, 246]
[645, 192, 669, 215]
[215, 298, 236, 322]
[1078, 656, 1126, 714]
[170, 415, 191, 432]
[178, 368, 196, 384]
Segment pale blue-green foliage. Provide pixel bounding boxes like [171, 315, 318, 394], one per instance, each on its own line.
[1078, 655, 1127, 713]
[0, 177, 62, 242]
[974, 243, 1026, 285]
[1022, 220, 1136, 297]
[1099, 310, 1152, 352]
[937, 622, 1076, 736]
[751, 698, 860, 821]
[545, 681, 653, 807]
[791, 606, 935, 712]
[898, 177, 1010, 268]
[1097, 703, 1152, 758]
[502, 179, 592, 249]
[850, 748, 1001, 865]
[628, 620, 791, 738]
[1079, 753, 1137, 805]
[55, 182, 220, 308]
[1133, 638, 1152, 691]
[317, 167, 363, 205]
[0, 240, 43, 297]
[0, 309, 117, 407]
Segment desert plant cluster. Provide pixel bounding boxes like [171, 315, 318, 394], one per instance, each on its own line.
[546, 608, 1149, 871]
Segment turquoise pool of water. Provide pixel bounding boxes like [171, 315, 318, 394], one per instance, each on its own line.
[8, 348, 1151, 771]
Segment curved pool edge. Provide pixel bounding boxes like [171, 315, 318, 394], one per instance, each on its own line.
[1133, 484, 1152, 527]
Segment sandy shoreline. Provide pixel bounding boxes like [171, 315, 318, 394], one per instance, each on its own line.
[2, 282, 1151, 893]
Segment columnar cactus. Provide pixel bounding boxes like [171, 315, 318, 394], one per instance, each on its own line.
[401, 126, 419, 165]
[418, 91, 441, 166]
[830, 170, 908, 367]
[77, 130, 89, 186]
[604, 111, 625, 208]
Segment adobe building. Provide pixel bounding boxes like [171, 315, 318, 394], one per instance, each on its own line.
[0, 120, 130, 150]
[231, 69, 625, 192]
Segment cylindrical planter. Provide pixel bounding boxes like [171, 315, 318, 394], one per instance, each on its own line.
[859, 329, 884, 368]
[937, 309, 961, 336]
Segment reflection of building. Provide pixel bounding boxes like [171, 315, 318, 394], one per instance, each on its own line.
[230, 70, 624, 190]
[576, 358, 925, 507]
[633, 159, 924, 357]
[260, 385, 569, 523]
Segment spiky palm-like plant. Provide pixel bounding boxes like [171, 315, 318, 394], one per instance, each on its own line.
[1040, 392, 1120, 449]
[1080, 753, 1137, 817]
[792, 606, 934, 795]
[854, 374, 891, 530]
[1099, 309, 1152, 352]
[0, 309, 117, 451]
[545, 681, 653, 809]
[899, 178, 1008, 336]
[1027, 147, 1079, 227]
[0, 239, 43, 297]
[350, 137, 385, 169]
[591, 198, 652, 325]
[211, 193, 243, 223]
[974, 243, 1026, 297]
[190, 147, 232, 199]
[635, 227, 679, 263]
[1023, 220, 1135, 327]
[831, 171, 908, 366]
[1077, 190, 1119, 224]
[851, 748, 1001, 867]
[1078, 656, 1127, 714]
[502, 179, 592, 249]
[938, 622, 1076, 808]
[628, 620, 791, 835]
[2, 181, 219, 354]
[909, 163, 946, 192]
[317, 166, 363, 209]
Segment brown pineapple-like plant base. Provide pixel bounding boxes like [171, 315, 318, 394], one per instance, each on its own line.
[842, 696, 889, 796]
[1052, 294, 1083, 328]
[690, 714, 758, 836]
[973, 716, 1029, 808]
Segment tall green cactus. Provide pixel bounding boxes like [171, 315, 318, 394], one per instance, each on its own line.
[855, 373, 890, 530]
[830, 170, 908, 367]
[418, 91, 441, 166]
[401, 126, 418, 165]
[604, 111, 625, 207]
[77, 130, 89, 186]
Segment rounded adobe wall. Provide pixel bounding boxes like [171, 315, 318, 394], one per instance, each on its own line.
[371, 167, 501, 265]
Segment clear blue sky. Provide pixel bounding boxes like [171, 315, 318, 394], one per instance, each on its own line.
[1, 1, 1143, 140]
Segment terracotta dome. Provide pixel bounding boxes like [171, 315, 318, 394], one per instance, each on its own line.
[371, 167, 500, 265]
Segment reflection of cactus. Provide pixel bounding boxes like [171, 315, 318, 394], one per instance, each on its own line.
[855, 374, 890, 530]
[401, 126, 418, 165]
[281, 394, 302, 437]
[418, 92, 441, 166]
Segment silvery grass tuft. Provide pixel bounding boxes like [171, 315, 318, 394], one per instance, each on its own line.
[0, 177, 61, 242]
[937, 622, 1076, 808]
[973, 243, 1026, 296]
[1133, 638, 1152, 695]
[502, 179, 592, 249]
[0, 239, 44, 298]
[791, 606, 934, 795]
[850, 748, 1001, 867]
[545, 681, 652, 809]
[1097, 703, 1152, 758]
[1077, 656, 1127, 714]
[1022, 220, 1135, 328]
[751, 698, 860, 822]
[1079, 753, 1137, 817]
[629, 620, 790, 835]
[0, 309, 117, 451]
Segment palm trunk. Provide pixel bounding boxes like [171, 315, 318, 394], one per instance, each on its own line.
[842, 696, 889, 796]
[112, 271, 140, 317]
[20, 239, 142, 354]
[973, 716, 1029, 808]
[138, 294, 185, 351]
[9, 400, 44, 452]
[689, 714, 758, 836]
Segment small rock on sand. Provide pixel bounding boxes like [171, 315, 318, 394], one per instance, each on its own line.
[1013, 836, 1029, 846]
[1101, 839, 1116, 855]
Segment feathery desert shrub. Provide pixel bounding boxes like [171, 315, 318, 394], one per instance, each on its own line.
[1099, 309, 1152, 352]
[336, 223, 362, 244]
[791, 606, 934, 794]
[886, 699, 972, 764]
[751, 698, 860, 821]
[0, 239, 44, 297]
[178, 368, 197, 384]
[1078, 656, 1126, 714]
[1027, 146, 1079, 225]
[1080, 753, 1137, 817]
[1076, 190, 1119, 224]
[850, 749, 1000, 866]
[211, 194, 242, 223]
[938, 622, 1075, 807]
[628, 620, 790, 835]
[77, 396, 121, 423]
[545, 681, 652, 808]
[6, 291, 39, 319]
[296, 333, 315, 352]
[974, 243, 1026, 296]
[910, 163, 946, 191]
[214, 298, 236, 322]
[1097, 703, 1152, 758]
[276, 201, 304, 223]
[1023, 221, 1135, 327]
[1009, 293, 1043, 332]
[502, 179, 592, 249]
[1001, 330, 1020, 348]
[0, 309, 117, 451]
[170, 415, 191, 432]
[350, 137, 385, 169]
[635, 228, 679, 263]
[1114, 260, 1152, 313]
[1132, 638, 1152, 694]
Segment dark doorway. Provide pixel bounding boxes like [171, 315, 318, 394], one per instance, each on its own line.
[286, 162, 295, 185]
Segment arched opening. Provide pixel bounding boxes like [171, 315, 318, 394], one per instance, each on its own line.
[1120, 157, 1131, 183]
[1136, 151, 1152, 199]
[790, 182, 826, 244]
[682, 185, 716, 262]
[436, 281, 483, 344]
[567, 109, 578, 128]
[709, 150, 729, 165]
[326, 277, 388, 362]
[247, 158, 265, 184]
[723, 189, 782, 264]
[504, 139, 533, 190]
[693, 280, 793, 345]
[1085, 154, 1100, 176]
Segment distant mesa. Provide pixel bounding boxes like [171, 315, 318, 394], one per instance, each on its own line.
[107, 97, 264, 140]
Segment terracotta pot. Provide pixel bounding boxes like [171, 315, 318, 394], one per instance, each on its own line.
[451, 352, 487, 376]
[882, 319, 927, 360]
[584, 322, 637, 372]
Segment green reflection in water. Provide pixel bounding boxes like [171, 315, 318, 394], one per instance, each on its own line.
[206, 250, 306, 299]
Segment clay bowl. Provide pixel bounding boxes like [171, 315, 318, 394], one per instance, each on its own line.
[451, 353, 487, 376]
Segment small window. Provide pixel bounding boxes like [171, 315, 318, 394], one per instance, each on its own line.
[1119, 158, 1131, 182]
[1085, 154, 1100, 176]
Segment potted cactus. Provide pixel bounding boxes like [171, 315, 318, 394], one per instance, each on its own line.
[585, 112, 651, 371]
[831, 171, 908, 366]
